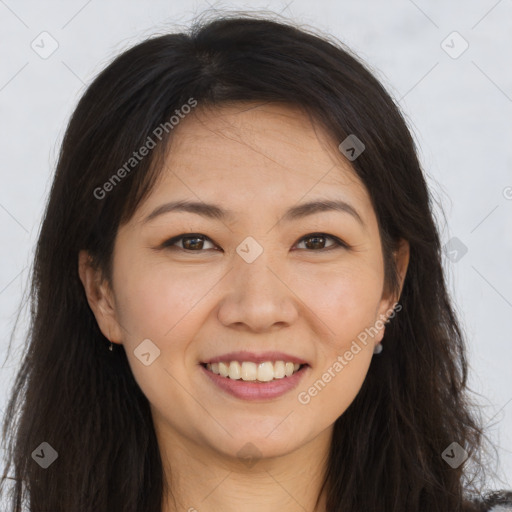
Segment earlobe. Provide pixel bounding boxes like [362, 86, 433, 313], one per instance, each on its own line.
[78, 250, 123, 343]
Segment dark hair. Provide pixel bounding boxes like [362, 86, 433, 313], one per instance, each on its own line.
[1, 11, 508, 512]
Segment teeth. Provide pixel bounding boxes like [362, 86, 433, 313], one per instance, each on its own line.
[228, 361, 241, 380]
[205, 360, 304, 381]
[274, 361, 286, 378]
[219, 362, 229, 377]
[241, 362, 257, 381]
[257, 362, 274, 382]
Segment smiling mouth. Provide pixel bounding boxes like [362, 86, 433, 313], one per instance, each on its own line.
[201, 361, 307, 382]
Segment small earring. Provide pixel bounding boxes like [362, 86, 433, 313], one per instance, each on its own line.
[109, 341, 113, 351]
[373, 343, 383, 354]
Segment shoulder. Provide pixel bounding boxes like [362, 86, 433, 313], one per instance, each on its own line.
[467, 490, 512, 512]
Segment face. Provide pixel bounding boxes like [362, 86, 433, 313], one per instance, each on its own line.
[80, 102, 408, 464]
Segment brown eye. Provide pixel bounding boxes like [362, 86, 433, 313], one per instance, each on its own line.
[161, 232, 347, 253]
[295, 233, 346, 251]
[163, 234, 216, 251]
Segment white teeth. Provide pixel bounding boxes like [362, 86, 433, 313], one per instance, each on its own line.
[274, 361, 285, 379]
[257, 362, 274, 382]
[205, 360, 304, 381]
[228, 361, 241, 380]
[218, 362, 229, 377]
[241, 362, 257, 381]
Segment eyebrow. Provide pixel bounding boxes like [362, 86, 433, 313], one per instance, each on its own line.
[142, 198, 364, 226]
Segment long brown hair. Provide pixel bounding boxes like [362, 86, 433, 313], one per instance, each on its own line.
[1, 11, 506, 511]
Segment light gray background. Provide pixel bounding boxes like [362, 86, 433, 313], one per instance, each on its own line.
[1, 0, 511, 494]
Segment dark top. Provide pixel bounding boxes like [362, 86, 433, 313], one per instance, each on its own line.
[471, 490, 512, 511]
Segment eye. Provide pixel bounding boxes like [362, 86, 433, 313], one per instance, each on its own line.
[162, 233, 217, 252]
[161, 232, 348, 252]
[294, 233, 348, 251]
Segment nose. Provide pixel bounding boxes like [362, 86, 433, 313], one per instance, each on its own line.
[216, 249, 299, 333]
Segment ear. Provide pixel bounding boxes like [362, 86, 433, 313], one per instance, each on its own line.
[374, 238, 410, 343]
[78, 250, 123, 344]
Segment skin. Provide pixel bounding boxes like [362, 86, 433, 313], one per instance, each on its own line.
[79, 102, 409, 512]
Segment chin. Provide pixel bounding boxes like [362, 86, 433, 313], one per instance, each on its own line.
[206, 425, 310, 461]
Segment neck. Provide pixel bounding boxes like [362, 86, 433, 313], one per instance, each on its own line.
[156, 422, 332, 512]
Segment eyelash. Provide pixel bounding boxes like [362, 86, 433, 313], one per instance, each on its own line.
[160, 232, 349, 253]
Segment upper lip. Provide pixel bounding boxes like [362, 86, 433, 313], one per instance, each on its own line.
[201, 351, 309, 366]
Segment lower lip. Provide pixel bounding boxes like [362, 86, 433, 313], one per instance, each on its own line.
[200, 364, 309, 401]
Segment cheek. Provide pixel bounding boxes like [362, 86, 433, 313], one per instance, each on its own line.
[112, 261, 208, 407]
[294, 262, 382, 420]
[296, 268, 380, 419]
[298, 261, 384, 341]
[300, 347, 373, 425]
[114, 259, 219, 340]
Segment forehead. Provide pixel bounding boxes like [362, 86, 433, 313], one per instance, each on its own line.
[134, 102, 373, 223]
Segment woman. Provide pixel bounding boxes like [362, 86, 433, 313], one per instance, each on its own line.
[1, 12, 511, 512]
